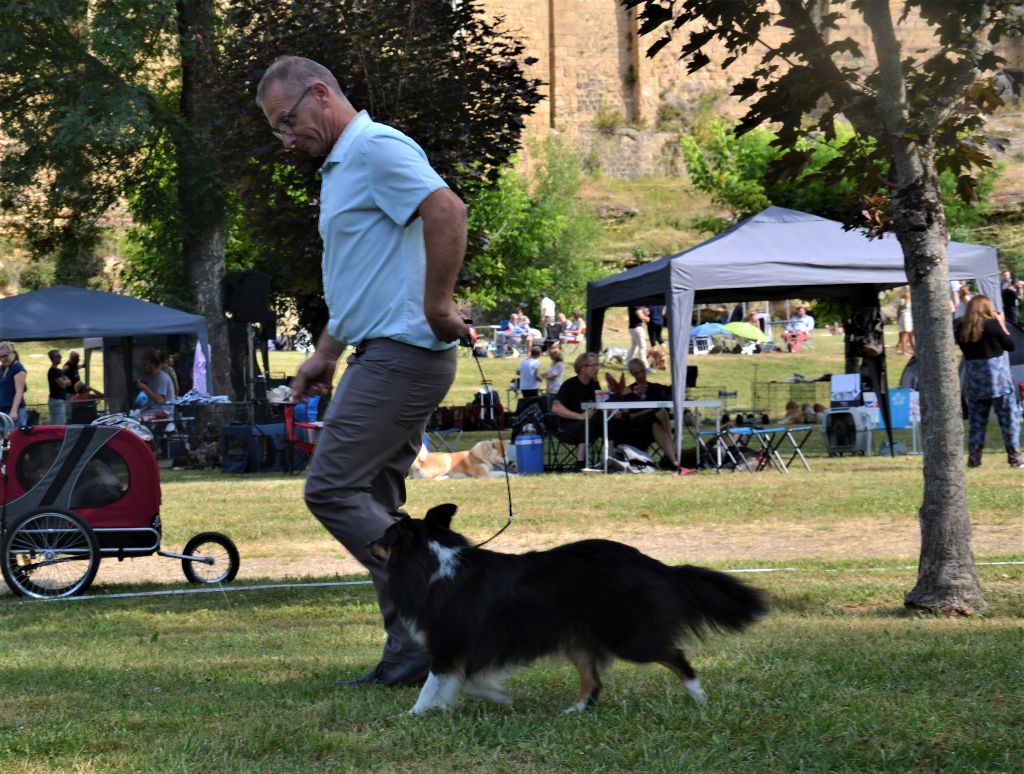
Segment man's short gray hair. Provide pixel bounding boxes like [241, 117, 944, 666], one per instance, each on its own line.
[256, 56, 343, 108]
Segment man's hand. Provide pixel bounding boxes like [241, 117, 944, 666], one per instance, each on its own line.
[424, 304, 470, 343]
[291, 352, 339, 402]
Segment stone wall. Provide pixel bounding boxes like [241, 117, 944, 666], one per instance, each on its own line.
[578, 127, 682, 178]
[479, 0, 1024, 178]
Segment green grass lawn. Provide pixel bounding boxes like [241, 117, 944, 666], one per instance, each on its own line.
[0, 561, 1021, 772]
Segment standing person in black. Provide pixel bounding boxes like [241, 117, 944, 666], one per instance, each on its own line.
[647, 305, 666, 347]
[955, 294, 1022, 468]
[63, 351, 82, 402]
[1001, 271, 1021, 326]
[46, 349, 70, 425]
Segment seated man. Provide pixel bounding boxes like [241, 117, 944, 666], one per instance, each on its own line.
[608, 359, 679, 469]
[551, 352, 616, 469]
[497, 312, 531, 356]
[137, 355, 177, 408]
[782, 306, 815, 352]
[517, 309, 543, 351]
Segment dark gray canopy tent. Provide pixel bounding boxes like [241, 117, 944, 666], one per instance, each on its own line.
[586, 206, 1002, 451]
[0, 285, 212, 409]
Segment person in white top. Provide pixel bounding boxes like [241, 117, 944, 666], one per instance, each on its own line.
[542, 345, 564, 399]
[782, 306, 815, 352]
[540, 293, 556, 325]
[897, 286, 914, 355]
[953, 283, 971, 320]
[518, 346, 543, 398]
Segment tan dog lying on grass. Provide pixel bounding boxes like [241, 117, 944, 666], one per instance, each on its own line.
[410, 439, 511, 480]
[648, 345, 668, 371]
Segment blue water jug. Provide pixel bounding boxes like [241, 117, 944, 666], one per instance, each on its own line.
[515, 434, 544, 475]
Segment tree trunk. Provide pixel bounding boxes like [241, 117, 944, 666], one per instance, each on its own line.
[177, 0, 231, 395]
[893, 156, 986, 616]
[861, 0, 986, 615]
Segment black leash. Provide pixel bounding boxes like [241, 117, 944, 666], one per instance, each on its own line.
[459, 326, 514, 548]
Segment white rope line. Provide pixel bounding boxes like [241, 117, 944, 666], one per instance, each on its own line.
[730, 560, 1024, 573]
[41, 560, 1022, 602]
[54, 579, 373, 602]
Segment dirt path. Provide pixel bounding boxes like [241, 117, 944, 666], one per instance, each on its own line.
[82, 518, 1022, 589]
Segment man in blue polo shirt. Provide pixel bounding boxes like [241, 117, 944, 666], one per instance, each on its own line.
[257, 56, 469, 688]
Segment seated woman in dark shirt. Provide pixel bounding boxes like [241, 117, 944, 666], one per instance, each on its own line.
[954, 294, 1021, 468]
[609, 358, 679, 469]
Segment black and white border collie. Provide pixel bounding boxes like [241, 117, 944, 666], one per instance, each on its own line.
[367, 504, 767, 715]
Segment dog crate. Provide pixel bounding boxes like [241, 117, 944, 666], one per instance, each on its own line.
[752, 381, 831, 421]
[820, 407, 874, 456]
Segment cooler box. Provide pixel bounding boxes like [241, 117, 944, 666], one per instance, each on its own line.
[514, 434, 544, 475]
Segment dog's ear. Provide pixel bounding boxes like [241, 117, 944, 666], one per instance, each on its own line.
[424, 503, 458, 529]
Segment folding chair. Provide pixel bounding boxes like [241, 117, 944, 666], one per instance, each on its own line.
[544, 323, 565, 351]
[283, 405, 319, 472]
[559, 327, 585, 353]
[542, 412, 602, 472]
[426, 405, 466, 451]
[428, 428, 463, 451]
[763, 425, 813, 472]
[695, 429, 749, 472]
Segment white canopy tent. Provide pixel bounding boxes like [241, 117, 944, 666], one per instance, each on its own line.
[586, 206, 1002, 448]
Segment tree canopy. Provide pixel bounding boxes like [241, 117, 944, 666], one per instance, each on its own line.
[680, 116, 999, 239]
[0, 0, 542, 393]
[464, 138, 604, 315]
[0, 0, 177, 283]
[627, 1, 1019, 223]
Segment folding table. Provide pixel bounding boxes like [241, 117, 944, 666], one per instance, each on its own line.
[582, 399, 722, 472]
[708, 425, 813, 473]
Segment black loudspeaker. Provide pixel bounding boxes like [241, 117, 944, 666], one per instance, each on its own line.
[222, 271, 271, 323]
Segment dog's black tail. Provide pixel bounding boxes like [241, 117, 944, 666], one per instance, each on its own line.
[672, 565, 768, 636]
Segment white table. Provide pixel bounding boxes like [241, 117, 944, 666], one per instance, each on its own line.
[581, 399, 722, 472]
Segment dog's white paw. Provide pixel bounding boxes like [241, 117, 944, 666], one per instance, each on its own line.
[685, 678, 707, 706]
[409, 672, 462, 716]
[563, 700, 591, 714]
[408, 703, 454, 716]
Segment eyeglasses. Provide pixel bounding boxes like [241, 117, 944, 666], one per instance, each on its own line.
[0, 352, 12, 361]
[272, 86, 312, 140]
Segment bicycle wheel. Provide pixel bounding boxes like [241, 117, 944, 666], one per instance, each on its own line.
[181, 532, 240, 585]
[1, 509, 100, 598]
